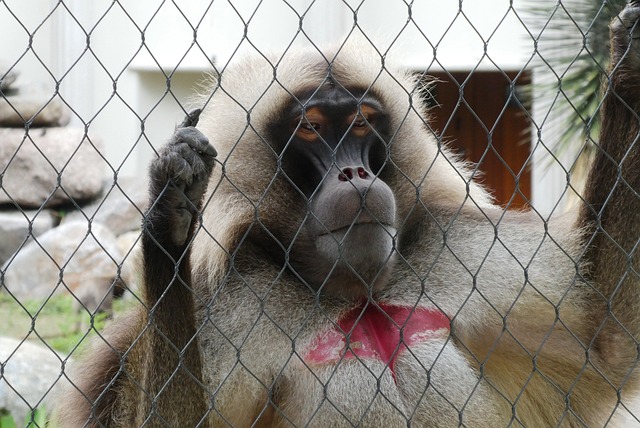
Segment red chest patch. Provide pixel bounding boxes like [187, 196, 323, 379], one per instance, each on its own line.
[304, 303, 450, 377]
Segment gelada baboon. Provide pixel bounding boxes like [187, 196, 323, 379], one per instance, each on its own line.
[54, 3, 640, 426]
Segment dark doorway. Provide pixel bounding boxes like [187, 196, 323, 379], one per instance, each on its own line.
[424, 71, 532, 209]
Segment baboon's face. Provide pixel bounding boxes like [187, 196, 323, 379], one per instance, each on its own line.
[270, 83, 397, 299]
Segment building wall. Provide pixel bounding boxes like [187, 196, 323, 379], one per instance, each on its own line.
[0, 0, 569, 213]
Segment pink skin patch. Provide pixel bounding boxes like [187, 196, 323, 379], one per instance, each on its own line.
[304, 303, 450, 379]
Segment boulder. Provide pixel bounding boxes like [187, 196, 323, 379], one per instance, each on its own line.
[0, 210, 56, 265]
[0, 128, 105, 208]
[1, 221, 126, 311]
[0, 89, 70, 127]
[116, 230, 142, 297]
[0, 337, 64, 422]
[62, 176, 149, 236]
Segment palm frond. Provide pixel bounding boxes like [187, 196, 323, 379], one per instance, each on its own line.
[522, 0, 625, 159]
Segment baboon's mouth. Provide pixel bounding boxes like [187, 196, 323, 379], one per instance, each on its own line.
[321, 221, 395, 236]
[304, 303, 450, 381]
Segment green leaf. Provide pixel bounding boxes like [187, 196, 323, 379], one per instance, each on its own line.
[522, 0, 627, 161]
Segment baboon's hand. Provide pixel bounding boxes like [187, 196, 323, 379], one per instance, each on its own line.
[611, 2, 640, 68]
[178, 107, 202, 128]
[148, 109, 217, 247]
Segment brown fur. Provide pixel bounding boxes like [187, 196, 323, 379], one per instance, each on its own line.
[52, 6, 640, 427]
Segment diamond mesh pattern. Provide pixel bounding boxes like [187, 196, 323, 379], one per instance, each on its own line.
[0, 1, 639, 427]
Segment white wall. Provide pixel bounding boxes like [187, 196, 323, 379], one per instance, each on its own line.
[0, 0, 566, 213]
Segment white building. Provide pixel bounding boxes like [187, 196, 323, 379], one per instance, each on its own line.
[0, 0, 576, 213]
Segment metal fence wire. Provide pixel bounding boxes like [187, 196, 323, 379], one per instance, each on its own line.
[1, 0, 640, 427]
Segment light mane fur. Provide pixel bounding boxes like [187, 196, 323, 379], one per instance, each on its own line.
[192, 38, 492, 280]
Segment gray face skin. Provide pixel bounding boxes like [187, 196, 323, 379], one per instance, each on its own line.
[307, 163, 397, 298]
[271, 83, 398, 299]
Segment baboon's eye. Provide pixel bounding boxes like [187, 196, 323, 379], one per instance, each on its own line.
[347, 104, 378, 137]
[295, 108, 325, 141]
[348, 104, 379, 136]
[300, 121, 321, 132]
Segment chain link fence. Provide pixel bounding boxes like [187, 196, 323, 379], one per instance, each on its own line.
[1, 0, 639, 426]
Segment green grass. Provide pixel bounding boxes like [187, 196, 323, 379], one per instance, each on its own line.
[0, 408, 46, 428]
[0, 293, 133, 426]
[0, 293, 135, 426]
[0, 293, 124, 355]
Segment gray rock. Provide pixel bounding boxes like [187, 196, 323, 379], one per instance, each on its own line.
[0, 337, 64, 422]
[62, 176, 149, 236]
[0, 128, 105, 208]
[116, 230, 142, 297]
[0, 90, 70, 127]
[0, 210, 56, 265]
[1, 221, 126, 310]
